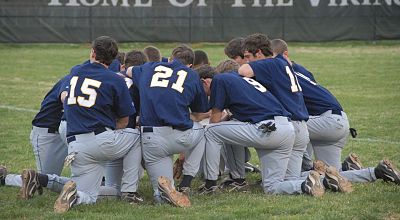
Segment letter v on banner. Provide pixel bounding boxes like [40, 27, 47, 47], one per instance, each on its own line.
[309, 0, 320, 7]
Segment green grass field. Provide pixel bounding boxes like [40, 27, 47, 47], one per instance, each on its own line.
[0, 41, 400, 219]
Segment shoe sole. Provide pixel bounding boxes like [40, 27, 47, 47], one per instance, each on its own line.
[20, 169, 37, 199]
[158, 176, 191, 208]
[325, 167, 353, 193]
[309, 171, 325, 197]
[383, 159, 400, 184]
[54, 181, 77, 213]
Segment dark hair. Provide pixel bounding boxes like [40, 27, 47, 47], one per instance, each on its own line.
[215, 60, 240, 73]
[195, 64, 216, 79]
[271, 39, 288, 55]
[124, 50, 148, 67]
[116, 52, 125, 64]
[171, 44, 194, 66]
[91, 36, 118, 66]
[224, 37, 244, 59]
[143, 46, 161, 62]
[194, 50, 210, 67]
[243, 33, 273, 57]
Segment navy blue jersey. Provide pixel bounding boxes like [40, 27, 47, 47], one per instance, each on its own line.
[123, 77, 140, 129]
[65, 62, 135, 136]
[32, 75, 70, 129]
[292, 62, 343, 116]
[60, 60, 91, 121]
[210, 73, 290, 123]
[161, 57, 169, 62]
[109, 59, 121, 72]
[132, 60, 209, 130]
[249, 54, 309, 121]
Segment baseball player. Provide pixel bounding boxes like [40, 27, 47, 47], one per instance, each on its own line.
[53, 36, 142, 213]
[197, 64, 331, 196]
[0, 74, 73, 195]
[239, 33, 310, 180]
[270, 39, 349, 170]
[126, 44, 209, 207]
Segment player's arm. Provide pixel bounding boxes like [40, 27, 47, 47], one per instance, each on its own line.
[238, 64, 255, 78]
[210, 108, 223, 123]
[60, 91, 68, 103]
[116, 116, 129, 129]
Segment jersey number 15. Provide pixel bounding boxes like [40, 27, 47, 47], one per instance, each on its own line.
[67, 76, 102, 108]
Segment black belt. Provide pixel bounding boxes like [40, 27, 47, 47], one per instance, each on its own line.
[331, 110, 342, 116]
[47, 127, 59, 134]
[142, 126, 188, 133]
[142, 127, 153, 133]
[67, 127, 107, 144]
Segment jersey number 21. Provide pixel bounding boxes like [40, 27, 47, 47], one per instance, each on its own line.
[150, 66, 187, 93]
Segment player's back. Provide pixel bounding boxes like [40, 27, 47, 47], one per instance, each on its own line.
[65, 61, 135, 136]
[292, 62, 343, 116]
[249, 55, 309, 121]
[132, 60, 208, 130]
[211, 73, 291, 123]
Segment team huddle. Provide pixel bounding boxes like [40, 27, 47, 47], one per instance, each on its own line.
[1, 34, 399, 213]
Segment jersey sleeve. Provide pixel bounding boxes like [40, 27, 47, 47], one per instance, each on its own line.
[189, 77, 209, 113]
[209, 76, 228, 111]
[113, 77, 136, 118]
[248, 60, 273, 88]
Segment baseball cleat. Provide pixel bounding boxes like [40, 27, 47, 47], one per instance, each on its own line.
[198, 185, 219, 195]
[375, 159, 400, 185]
[20, 169, 43, 199]
[313, 160, 328, 175]
[157, 176, 191, 208]
[302, 171, 325, 197]
[121, 192, 144, 204]
[219, 180, 249, 192]
[323, 166, 353, 193]
[342, 153, 364, 171]
[54, 181, 77, 213]
[0, 165, 7, 186]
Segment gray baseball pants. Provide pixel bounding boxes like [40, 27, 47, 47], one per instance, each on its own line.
[141, 122, 205, 196]
[68, 128, 141, 205]
[30, 126, 68, 175]
[58, 120, 68, 146]
[285, 120, 309, 180]
[204, 116, 308, 194]
[306, 110, 350, 170]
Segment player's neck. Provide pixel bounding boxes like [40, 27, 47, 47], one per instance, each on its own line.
[92, 60, 109, 69]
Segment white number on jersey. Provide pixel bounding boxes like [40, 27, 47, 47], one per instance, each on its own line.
[67, 76, 102, 108]
[243, 77, 267, 93]
[150, 66, 188, 93]
[285, 66, 302, 92]
[294, 72, 317, 86]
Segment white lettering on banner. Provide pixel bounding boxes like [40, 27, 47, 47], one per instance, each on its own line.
[232, 0, 292, 7]
[328, 0, 399, 6]
[309, 0, 321, 6]
[169, 0, 206, 7]
[47, 0, 400, 6]
[101, 0, 129, 7]
[80, 0, 100, 6]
